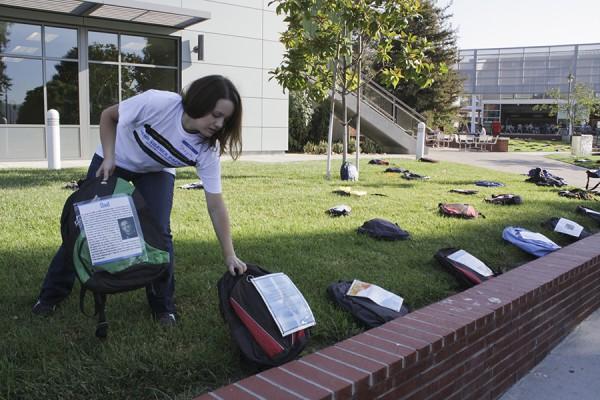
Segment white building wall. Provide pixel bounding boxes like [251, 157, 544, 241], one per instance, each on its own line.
[178, 0, 289, 153]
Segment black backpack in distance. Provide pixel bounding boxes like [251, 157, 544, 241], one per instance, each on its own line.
[357, 218, 410, 240]
[485, 194, 523, 205]
[61, 176, 170, 338]
[327, 280, 410, 328]
[217, 264, 310, 369]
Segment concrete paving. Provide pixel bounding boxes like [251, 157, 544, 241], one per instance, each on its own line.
[2, 149, 599, 400]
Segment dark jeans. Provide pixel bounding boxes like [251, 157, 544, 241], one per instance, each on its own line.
[38, 154, 176, 314]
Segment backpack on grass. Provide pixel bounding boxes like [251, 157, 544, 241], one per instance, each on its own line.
[576, 205, 600, 225]
[340, 162, 358, 181]
[558, 189, 595, 200]
[475, 180, 504, 187]
[526, 167, 566, 187]
[438, 203, 484, 219]
[484, 194, 523, 205]
[434, 248, 498, 287]
[357, 218, 410, 240]
[61, 176, 170, 339]
[542, 217, 591, 240]
[327, 280, 409, 328]
[502, 226, 560, 257]
[217, 264, 311, 369]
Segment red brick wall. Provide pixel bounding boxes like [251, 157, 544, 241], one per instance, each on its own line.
[196, 234, 600, 400]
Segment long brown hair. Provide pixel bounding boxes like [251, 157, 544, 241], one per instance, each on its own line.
[181, 75, 242, 159]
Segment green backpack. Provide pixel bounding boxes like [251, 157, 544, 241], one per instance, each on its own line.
[61, 176, 170, 338]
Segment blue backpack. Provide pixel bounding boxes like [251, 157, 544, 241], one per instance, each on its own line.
[502, 226, 560, 257]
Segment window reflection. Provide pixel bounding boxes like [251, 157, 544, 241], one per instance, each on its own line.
[89, 63, 118, 124]
[120, 34, 177, 66]
[89, 31, 118, 62]
[46, 60, 79, 124]
[0, 57, 43, 124]
[0, 22, 42, 57]
[121, 66, 177, 99]
[45, 26, 78, 59]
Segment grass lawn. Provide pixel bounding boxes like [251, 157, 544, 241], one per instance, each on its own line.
[2, 159, 599, 399]
[508, 138, 570, 153]
[546, 153, 600, 169]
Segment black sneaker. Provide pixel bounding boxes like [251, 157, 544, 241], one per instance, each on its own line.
[31, 300, 56, 316]
[156, 312, 176, 327]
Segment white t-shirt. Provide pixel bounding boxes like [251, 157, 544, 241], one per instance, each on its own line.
[96, 90, 222, 193]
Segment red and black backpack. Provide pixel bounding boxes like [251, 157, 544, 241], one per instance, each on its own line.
[217, 264, 310, 369]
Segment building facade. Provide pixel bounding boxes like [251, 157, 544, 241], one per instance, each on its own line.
[0, 0, 288, 161]
[455, 43, 600, 133]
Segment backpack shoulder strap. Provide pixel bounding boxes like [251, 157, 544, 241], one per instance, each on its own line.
[79, 287, 108, 339]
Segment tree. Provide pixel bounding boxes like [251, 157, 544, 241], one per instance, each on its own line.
[534, 83, 600, 133]
[380, 0, 460, 128]
[269, 0, 441, 178]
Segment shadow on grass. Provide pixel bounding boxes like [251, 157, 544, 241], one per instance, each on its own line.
[0, 168, 87, 189]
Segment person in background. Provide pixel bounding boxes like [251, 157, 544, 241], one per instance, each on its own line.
[32, 75, 247, 326]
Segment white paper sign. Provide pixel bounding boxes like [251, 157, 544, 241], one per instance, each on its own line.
[448, 249, 494, 277]
[554, 218, 583, 237]
[346, 280, 404, 312]
[251, 273, 316, 337]
[75, 195, 144, 265]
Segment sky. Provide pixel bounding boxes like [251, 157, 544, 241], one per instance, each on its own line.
[436, 0, 600, 50]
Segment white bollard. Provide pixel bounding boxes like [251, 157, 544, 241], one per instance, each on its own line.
[46, 109, 61, 170]
[416, 122, 426, 160]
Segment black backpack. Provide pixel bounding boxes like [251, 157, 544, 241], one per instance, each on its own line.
[576, 205, 600, 225]
[61, 176, 170, 338]
[485, 194, 523, 205]
[434, 248, 498, 287]
[327, 280, 409, 328]
[217, 264, 310, 369]
[541, 217, 591, 240]
[357, 218, 410, 240]
[526, 167, 566, 187]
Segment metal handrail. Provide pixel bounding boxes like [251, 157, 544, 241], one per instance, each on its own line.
[367, 80, 429, 122]
[359, 81, 433, 136]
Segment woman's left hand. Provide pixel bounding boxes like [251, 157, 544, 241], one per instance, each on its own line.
[226, 255, 247, 276]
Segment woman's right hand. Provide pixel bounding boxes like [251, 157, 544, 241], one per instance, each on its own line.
[95, 157, 116, 181]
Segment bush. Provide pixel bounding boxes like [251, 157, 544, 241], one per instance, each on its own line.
[302, 138, 383, 155]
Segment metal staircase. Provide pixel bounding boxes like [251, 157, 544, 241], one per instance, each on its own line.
[333, 80, 430, 154]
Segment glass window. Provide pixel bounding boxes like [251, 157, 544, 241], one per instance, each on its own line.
[0, 57, 43, 123]
[89, 63, 118, 124]
[46, 60, 79, 124]
[0, 21, 42, 57]
[89, 31, 118, 62]
[121, 66, 177, 99]
[120, 35, 177, 66]
[45, 26, 78, 59]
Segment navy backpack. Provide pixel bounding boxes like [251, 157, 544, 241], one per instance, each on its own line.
[327, 280, 409, 328]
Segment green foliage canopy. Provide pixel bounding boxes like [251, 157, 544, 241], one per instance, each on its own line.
[269, 0, 441, 103]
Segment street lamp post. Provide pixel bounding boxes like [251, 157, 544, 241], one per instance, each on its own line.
[567, 73, 574, 137]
